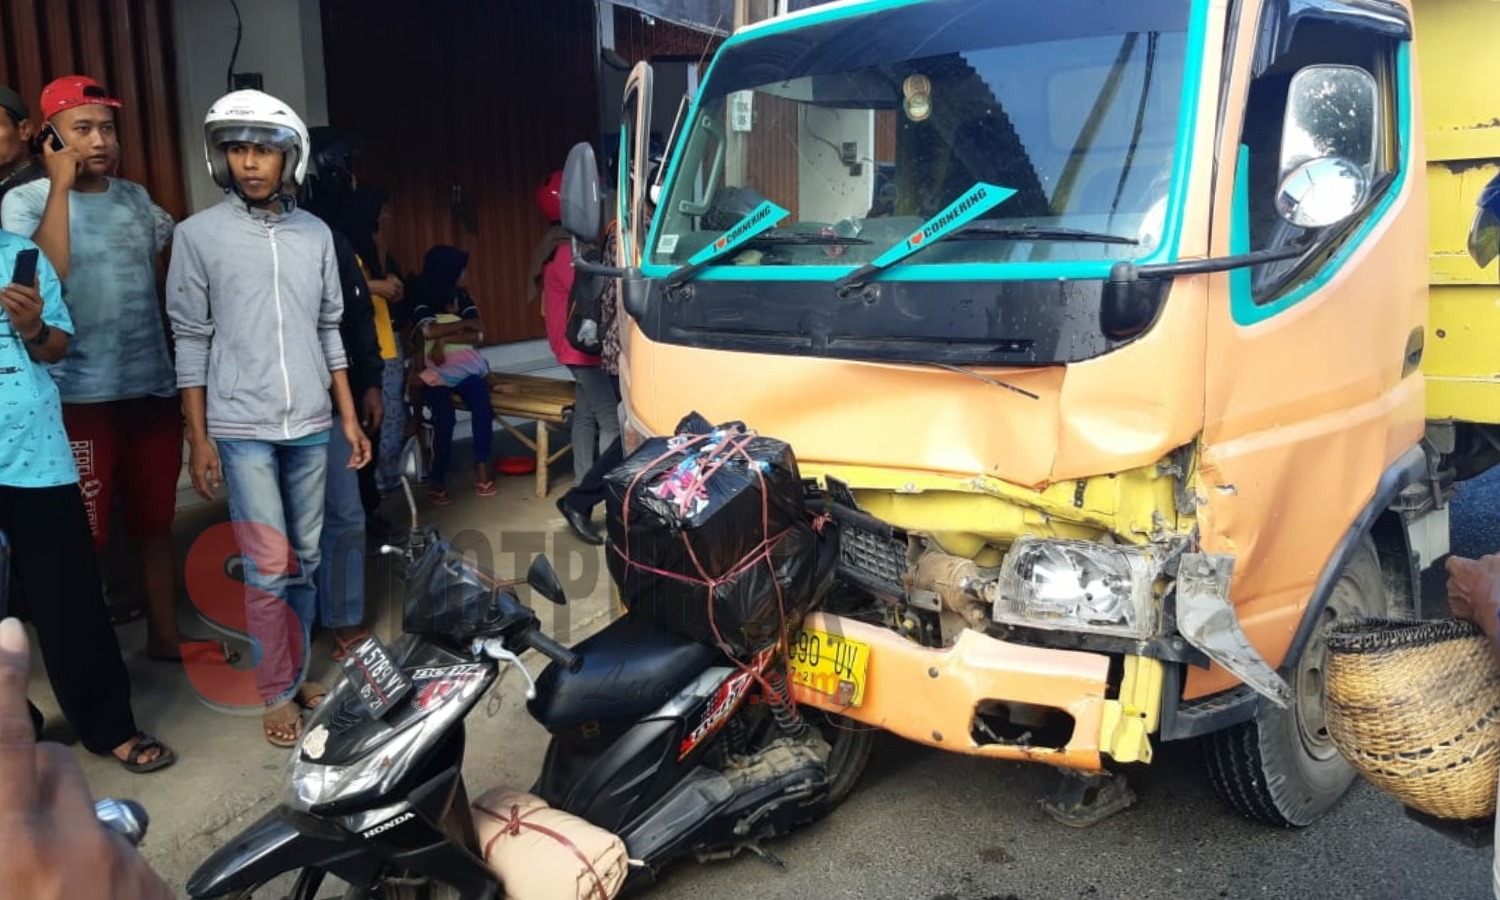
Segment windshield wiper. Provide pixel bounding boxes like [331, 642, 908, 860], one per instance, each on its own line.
[838, 220, 1139, 289]
[941, 222, 1139, 245]
[837, 182, 1017, 289]
[665, 200, 790, 287]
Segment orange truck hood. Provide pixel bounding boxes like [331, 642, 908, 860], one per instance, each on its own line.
[622, 278, 1208, 492]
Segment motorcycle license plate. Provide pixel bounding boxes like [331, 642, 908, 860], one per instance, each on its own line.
[788, 627, 869, 708]
[337, 634, 413, 719]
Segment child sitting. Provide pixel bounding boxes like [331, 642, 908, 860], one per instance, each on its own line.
[411, 245, 495, 504]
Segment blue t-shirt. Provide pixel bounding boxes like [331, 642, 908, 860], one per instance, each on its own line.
[0, 231, 78, 488]
[0, 178, 176, 404]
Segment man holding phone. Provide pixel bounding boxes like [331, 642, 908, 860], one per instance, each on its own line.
[0, 227, 176, 773]
[0, 76, 186, 660]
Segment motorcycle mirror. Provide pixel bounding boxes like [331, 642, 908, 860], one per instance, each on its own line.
[527, 556, 568, 606]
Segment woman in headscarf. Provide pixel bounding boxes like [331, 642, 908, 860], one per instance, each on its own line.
[410, 245, 495, 504]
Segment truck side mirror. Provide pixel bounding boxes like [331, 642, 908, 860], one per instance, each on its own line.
[1276, 157, 1370, 229]
[561, 142, 603, 243]
[1275, 65, 1378, 229]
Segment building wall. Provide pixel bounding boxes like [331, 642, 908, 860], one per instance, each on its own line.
[320, 0, 603, 346]
[172, 0, 329, 213]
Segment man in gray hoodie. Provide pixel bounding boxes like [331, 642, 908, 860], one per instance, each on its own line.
[166, 90, 370, 747]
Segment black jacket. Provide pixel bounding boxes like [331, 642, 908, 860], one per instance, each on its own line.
[328, 229, 383, 398]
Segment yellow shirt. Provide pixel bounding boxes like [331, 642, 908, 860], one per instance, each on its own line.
[358, 257, 398, 360]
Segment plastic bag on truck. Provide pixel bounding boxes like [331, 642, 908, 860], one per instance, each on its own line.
[471, 786, 628, 900]
[603, 413, 824, 657]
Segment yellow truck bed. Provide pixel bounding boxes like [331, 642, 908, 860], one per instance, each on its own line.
[1419, 0, 1500, 422]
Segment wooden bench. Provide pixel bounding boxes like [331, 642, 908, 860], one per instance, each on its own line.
[451, 372, 574, 498]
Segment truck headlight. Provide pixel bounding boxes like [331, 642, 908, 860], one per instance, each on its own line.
[991, 538, 1162, 638]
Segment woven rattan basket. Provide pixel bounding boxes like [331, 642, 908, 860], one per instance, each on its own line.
[1324, 616, 1500, 821]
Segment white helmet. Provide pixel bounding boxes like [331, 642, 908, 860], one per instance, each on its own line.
[203, 90, 310, 193]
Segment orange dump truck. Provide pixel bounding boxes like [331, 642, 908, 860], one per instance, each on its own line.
[580, 0, 1500, 826]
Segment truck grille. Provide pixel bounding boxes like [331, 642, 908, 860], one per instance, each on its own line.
[838, 519, 908, 596]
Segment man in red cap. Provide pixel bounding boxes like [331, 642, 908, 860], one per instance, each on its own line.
[0, 76, 187, 661]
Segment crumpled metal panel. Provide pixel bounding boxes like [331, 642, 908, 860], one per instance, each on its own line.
[1176, 553, 1292, 709]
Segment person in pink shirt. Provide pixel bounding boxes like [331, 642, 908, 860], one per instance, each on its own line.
[535, 171, 619, 499]
[411, 245, 495, 504]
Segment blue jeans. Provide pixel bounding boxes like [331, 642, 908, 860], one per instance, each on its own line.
[317, 416, 366, 631]
[423, 374, 493, 486]
[218, 438, 329, 705]
[376, 356, 408, 493]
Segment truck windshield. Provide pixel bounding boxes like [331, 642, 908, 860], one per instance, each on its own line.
[650, 0, 1193, 273]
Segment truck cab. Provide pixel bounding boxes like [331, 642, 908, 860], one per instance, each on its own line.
[579, 0, 1499, 827]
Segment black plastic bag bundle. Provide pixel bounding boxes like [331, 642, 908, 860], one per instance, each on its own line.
[604, 414, 819, 657]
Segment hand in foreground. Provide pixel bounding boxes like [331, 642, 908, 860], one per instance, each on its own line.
[0, 618, 173, 899]
[1447, 555, 1500, 626]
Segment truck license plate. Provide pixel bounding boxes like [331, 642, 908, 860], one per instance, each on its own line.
[788, 627, 869, 708]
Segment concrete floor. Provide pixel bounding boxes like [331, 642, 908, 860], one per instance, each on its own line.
[28, 460, 615, 895]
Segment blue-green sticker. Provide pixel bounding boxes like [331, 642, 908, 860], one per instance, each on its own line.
[869, 182, 1017, 268]
[686, 200, 790, 266]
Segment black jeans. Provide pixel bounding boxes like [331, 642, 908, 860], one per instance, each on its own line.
[0, 484, 137, 753]
[565, 437, 624, 516]
[565, 373, 624, 516]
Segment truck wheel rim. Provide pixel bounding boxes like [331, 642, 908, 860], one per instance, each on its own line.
[1296, 588, 1357, 762]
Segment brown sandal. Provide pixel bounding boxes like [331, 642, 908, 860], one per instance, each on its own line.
[262, 702, 302, 748]
[109, 732, 177, 774]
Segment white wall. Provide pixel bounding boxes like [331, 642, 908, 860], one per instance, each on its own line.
[797, 105, 874, 224]
[172, 0, 330, 213]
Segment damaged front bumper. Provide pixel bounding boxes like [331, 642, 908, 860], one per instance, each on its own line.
[794, 547, 1292, 771]
[791, 612, 1122, 770]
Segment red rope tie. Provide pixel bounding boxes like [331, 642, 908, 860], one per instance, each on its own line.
[616, 427, 807, 709]
[473, 801, 611, 900]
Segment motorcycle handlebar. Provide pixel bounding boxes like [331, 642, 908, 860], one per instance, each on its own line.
[95, 798, 148, 847]
[520, 628, 581, 673]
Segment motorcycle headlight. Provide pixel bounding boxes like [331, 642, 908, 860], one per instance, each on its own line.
[991, 538, 1162, 638]
[284, 681, 473, 813]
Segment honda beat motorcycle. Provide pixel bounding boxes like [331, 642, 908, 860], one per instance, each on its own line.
[188, 444, 872, 899]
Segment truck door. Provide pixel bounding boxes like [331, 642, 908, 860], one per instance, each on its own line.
[1194, 2, 1422, 691]
[617, 62, 655, 268]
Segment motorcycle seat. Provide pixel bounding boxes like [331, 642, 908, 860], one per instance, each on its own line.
[527, 614, 723, 732]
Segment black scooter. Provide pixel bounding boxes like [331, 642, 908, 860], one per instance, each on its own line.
[188, 451, 871, 899]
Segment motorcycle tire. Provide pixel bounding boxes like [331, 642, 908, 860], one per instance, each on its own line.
[794, 708, 876, 824]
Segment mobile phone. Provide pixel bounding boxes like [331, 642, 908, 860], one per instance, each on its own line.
[10, 248, 38, 288]
[37, 123, 64, 153]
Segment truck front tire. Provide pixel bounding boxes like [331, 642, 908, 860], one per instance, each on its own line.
[1203, 538, 1388, 827]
